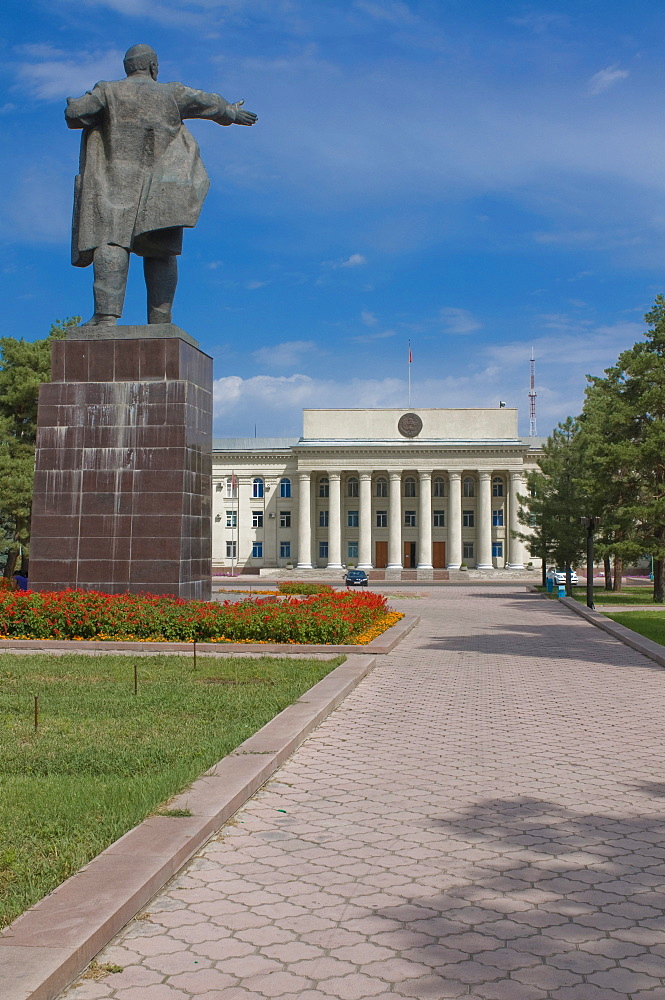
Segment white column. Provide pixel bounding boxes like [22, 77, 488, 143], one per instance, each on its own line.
[296, 472, 312, 569]
[417, 471, 433, 569]
[477, 471, 493, 569]
[388, 472, 402, 568]
[507, 472, 525, 568]
[328, 472, 342, 569]
[447, 473, 462, 568]
[358, 472, 373, 569]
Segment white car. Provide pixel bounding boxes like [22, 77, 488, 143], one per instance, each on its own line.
[547, 568, 578, 586]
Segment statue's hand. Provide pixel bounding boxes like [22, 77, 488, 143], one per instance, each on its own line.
[232, 99, 258, 126]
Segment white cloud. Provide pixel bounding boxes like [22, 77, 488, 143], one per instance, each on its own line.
[588, 65, 630, 96]
[440, 307, 483, 335]
[352, 328, 396, 343]
[13, 47, 123, 100]
[354, 0, 419, 25]
[339, 253, 367, 268]
[252, 340, 319, 369]
[361, 309, 378, 326]
[245, 279, 269, 289]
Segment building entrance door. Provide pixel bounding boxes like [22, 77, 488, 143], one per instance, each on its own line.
[375, 540, 388, 568]
[404, 542, 416, 568]
[433, 541, 446, 568]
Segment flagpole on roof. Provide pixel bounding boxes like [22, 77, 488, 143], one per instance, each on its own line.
[408, 341, 412, 407]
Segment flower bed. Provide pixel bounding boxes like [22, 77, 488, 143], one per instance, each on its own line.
[0, 589, 402, 645]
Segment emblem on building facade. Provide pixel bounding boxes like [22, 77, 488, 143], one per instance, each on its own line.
[398, 412, 423, 438]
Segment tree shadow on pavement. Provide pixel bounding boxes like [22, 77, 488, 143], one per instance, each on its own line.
[421, 605, 661, 670]
[369, 795, 665, 997]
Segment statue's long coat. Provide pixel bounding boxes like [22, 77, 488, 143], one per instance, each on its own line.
[66, 76, 237, 266]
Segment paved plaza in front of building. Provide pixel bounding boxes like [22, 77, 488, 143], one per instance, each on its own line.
[61, 585, 665, 999]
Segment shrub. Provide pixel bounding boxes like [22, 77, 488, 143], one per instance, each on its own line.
[277, 582, 334, 595]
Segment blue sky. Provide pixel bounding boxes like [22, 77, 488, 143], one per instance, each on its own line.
[2, 0, 665, 438]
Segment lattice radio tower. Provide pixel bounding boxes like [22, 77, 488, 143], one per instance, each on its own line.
[529, 350, 537, 437]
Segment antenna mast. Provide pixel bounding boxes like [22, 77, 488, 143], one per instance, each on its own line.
[528, 349, 537, 437]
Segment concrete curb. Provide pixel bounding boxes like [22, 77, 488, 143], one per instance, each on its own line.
[559, 595, 665, 670]
[0, 614, 418, 658]
[0, 653, 379, 1000]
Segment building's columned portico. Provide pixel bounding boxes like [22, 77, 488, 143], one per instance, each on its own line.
[212, 409, 543, 575]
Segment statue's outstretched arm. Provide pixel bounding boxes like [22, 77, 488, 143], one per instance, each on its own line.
[175, 84, 257, 127]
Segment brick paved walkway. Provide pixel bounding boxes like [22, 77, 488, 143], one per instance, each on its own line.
[61, 586, 665, 1000]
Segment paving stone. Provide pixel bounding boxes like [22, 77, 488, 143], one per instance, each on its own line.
[60, 586, 665, 1000]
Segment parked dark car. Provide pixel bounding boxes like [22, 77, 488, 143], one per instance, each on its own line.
[345, 569, 368, 587]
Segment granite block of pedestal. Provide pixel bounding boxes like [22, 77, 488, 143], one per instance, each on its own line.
[30, 329, 212, 600]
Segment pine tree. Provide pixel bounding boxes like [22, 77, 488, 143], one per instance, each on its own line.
[517, 417, 586, 596]
[578, 295, 665, 603]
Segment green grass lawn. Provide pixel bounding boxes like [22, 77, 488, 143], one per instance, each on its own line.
[0, 652, 342, 928]
[604, 611, 665, 646]
[539, 585, 662, 606]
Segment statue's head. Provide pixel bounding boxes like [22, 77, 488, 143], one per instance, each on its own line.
[123, 44, 158, 80]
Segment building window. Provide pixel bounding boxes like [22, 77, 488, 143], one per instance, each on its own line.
[252, 542, 263, 558]
[492, 509, 504, 527]
[376, 478, 388, 497]
[226, 476, 237, 498]
[404, 477, 416, 497]
[319, 541, 328, 559]
[376, 510, 388, 528]
[252, 510, 263, 528]
[433, 477, 445, 497]
[348, 541, 358, 560]
[347, 477, 359, 497]
[463, 510, 475, 527]
[280, 541, 291, 559]
[279, 511, 291, 528]
[252, 477, 264, 498]
[492, 541, 503, 558]
[492, 476, 504, 497]
[319, 510, 329, 527]
[433, 510, 445, 527]
[463, 477, 475, 497]
[226, 510, 237, 528]
[280, 477, 291, 498]
[226, 540, 237, 558]
[463, 542, 474, 560]
[348, 510, 359, 527]
[404, 510, 416, 527]
[319, 476, 329, 497]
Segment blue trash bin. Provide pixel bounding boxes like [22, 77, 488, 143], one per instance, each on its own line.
[558, 583, 566, 598]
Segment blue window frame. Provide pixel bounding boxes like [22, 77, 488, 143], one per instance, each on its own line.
[492, 509, 504, 527]
[280, 541, 291, 559]
[319, 541, 328, 559]
[280, 477, 291, 498]
[492, 541, 503, 558]
[252, 541, 263, 558]
[348, 541, 358, 560]
[319, 510, 329, 527]
[348, 510, 359, 527]
[252, 477, 264, 498]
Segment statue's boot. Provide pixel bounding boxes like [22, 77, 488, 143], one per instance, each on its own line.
[145, 256, 177, 324]
[82, 244, 129, 326]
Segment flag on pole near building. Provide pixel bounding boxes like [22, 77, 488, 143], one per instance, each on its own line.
[408, 342, 412, 364]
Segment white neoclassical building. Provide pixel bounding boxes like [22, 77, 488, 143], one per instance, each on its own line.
[212, 407, 544, 578]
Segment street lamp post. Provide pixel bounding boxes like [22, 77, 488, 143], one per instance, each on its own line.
[580, 516, 601, 610]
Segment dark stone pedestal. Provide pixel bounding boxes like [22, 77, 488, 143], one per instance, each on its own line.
[29, 327, 212, 600]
